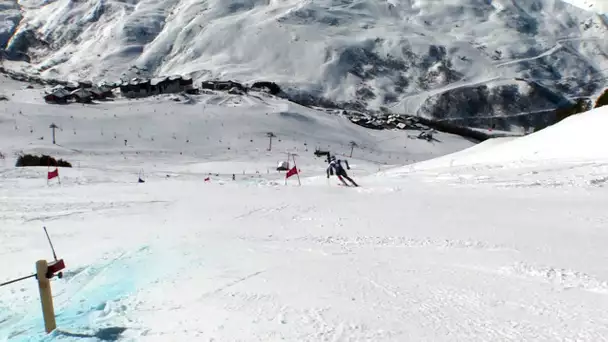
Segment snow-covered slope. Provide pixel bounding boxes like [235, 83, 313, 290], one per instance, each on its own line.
[3, 75, 608, 341]
[562, 0, 608, 13]
[413, 104, 608, 166]
[381, 104, 608, 188]
[1, 0, 607, 132]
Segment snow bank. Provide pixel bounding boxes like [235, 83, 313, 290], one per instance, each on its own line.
[388, 105, 608, 174]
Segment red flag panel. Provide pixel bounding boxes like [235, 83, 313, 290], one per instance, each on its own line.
[285, 166, 298, 178]
[48, 168, 59, 180]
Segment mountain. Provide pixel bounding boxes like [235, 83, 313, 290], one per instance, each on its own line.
[1, 0, 607, 132]
[3, 70, 608, 341]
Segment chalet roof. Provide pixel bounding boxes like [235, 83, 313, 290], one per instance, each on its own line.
[70, 88, 92, 97]
[98, 85, 113, 93]
[78, 81, 93, 88]
[180, 77, 193, 84]
[98, 80, 118, 88]
[127, 77, 150, 86]
[90, 87, 106, 96]
[151, 77, 169, 86]
[47, 87, 70, 98]
[49, 84, 64, 92]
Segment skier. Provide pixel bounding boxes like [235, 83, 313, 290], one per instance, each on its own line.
[327, 155, 358, 187]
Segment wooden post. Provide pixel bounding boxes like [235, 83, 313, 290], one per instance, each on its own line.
[36, 260, 56, 333]
[284, 153, 288, 186]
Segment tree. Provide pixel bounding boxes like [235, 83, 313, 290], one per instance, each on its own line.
[555, 98, 593, 124]
[596, 88, 608, 109]
[349, 141, 358, 157]
[266, 132, 276, 151]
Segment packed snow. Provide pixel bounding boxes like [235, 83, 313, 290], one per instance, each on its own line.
[1, 74, 608, 341]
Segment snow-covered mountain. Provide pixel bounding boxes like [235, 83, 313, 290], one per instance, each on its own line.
[1, 0, 607, 131]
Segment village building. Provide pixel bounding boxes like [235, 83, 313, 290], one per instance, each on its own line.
[151, 76, 179, 95]
[120, 78, 151, 98]
[149, 75, 195, 95]
[179, 76, 193, 91]
[44, 88, 71, 104]
[78, 81, 93, 89]
[90, 86, 113, 100]
[112, 75, 198, 98]
[166, 75, 184, 93]
[64, 82, 80, 92]
[99, 85, 115, 97]
[251, 81, 281, 95]
[98, 81, 120, 90]
[201, 80, 247, 93]
[150, 77, 167, 95]
[71, 88, 93, 103]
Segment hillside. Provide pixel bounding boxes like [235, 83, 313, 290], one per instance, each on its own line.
[1, 0, 607, 133]
[380, 103, 608, 188]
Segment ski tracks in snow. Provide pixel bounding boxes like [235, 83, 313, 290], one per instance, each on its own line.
[197, 270, 268, 300]
[233, 204, 290, 220]
[1, 245, 180, 341]
[500, 261, 608, 295]
[404, 160, 608, 189]
[301, 235, 517, 253]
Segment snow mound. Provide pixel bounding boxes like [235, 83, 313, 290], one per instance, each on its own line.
[376, 105, 608, 189]
[387, 104, 608, 175]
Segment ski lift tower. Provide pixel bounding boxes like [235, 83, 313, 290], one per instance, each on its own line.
[49, 123, 58, 145]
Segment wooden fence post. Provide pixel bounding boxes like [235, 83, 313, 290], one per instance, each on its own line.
[36, 260, 57, 333]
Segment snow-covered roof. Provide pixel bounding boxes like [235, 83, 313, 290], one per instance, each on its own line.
[47, 87, 71, 97]
[98, 85, 112, 92]
[151, 77, 169, 86]
[70, 88, 92, 97]
[90, 87, 106, 95]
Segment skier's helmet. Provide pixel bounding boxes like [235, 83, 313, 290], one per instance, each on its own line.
[330, 155, 336, 161]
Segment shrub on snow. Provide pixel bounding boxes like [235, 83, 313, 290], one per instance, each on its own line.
[15, 154, 72, 167]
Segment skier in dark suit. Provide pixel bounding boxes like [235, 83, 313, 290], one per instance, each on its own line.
[327, 155, 358, 187]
